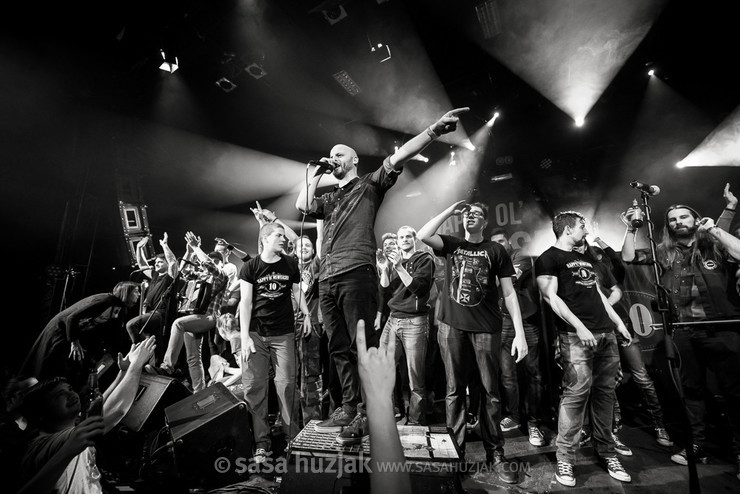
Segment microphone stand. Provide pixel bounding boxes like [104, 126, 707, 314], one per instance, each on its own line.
[639, 191, 700, 494]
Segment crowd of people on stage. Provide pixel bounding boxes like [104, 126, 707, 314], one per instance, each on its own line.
[3, 107, 740, 492]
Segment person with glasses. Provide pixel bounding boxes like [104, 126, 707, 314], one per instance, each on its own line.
[417, 201, 527, 484]
[621, 186, 740, 479]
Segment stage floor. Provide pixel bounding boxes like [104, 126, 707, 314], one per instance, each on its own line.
[219, 415, 738, 494]
[462, 420, 739, 493]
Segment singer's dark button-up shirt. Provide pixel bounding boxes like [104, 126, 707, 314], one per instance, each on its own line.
[311, 156, 400, 281]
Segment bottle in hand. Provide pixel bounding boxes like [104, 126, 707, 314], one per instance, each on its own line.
[79, 369, 104, 420]
[630, 199, 644, 228]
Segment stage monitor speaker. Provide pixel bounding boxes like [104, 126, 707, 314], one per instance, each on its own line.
[121, 374, 192, 433]
[165, 382, 253, 489]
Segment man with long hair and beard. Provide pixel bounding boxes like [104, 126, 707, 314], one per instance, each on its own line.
[621, 192, 740, 480]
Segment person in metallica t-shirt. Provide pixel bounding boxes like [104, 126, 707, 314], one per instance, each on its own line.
[535, 211, 633, 487]
[418, 200, 527, 485]
[238, 223, 312, 465]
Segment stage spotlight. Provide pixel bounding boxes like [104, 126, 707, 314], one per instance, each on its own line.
[322, 5, 348, 25]
[490, 172, 513, 183]
[676, 160, 685, 168]
[574, 117, 585, 127]
[461, 140, 476, 151]
[486, 111, 500, 128]
[215, 77, 237, 93]
[245, 63, 267, 79]
[648, 69, 655, 77]
[449, 151, 458, 167]
[159, 49, 179, 73]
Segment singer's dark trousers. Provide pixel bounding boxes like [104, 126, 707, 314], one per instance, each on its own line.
[319, 265, 378, 410]
[125, 309, 167, 343]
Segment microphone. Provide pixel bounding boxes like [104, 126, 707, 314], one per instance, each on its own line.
[630, 181, 661, 196]
[309, 160, 336, 174]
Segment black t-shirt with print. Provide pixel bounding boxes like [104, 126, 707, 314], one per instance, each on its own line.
[434, 235, 515, 333]
[239, 255, 300, 337]
[535, 246, 614, 334]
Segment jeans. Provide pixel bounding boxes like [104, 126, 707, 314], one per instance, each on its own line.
[438, 322, 504, 455]
[673, 326, 740, 454]
[297, 324, 323, 424]
[381, 314, 429, 424]
[241, 332, 300, 451]
[618, 337, 665, 428]
[500, 317, 543, 426]
[164, 313, 216, 392]
[556, 331, 620, 463]
[319, 265, 378, 409]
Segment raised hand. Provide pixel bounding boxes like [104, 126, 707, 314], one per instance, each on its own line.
[724, 183, 737, 209]
[69, 340, 85, 361]
[117, 343, 136, 372]
[126, 336, 156, 371]
[357, 320, 396, 400]
[184, 231, 201, 248]
[250, 201, 267, 226]
[697, 217, 716, 232]
[449, 199, 468, 216]
[430, 107, 470, 136]
[387, 249, 402, 269]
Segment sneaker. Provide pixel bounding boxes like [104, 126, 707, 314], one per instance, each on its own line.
[394, 407, 402, 419]
[579, 428, 592, 447]
[655, 427, 674, 447]
[486, 451, 518, 484]
[465, 413, 479, 431]
[528, 426, 546, 447]
[314, 406, 355, 433]
[252, 448, 271, 464]
[555, 460, 576, 487]
[670, 445, 708, 465]
[500, 417, 520, 432]
[612, 433, 633, 456]
[336, 413, 369, 445]
[601, 456, 631, 482]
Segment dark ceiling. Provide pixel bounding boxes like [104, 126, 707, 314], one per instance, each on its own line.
[2, 0, 739, 346]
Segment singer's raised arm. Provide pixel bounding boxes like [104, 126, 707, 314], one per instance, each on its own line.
[388, 107, 470, 171]
[295, 162, 325, 215]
